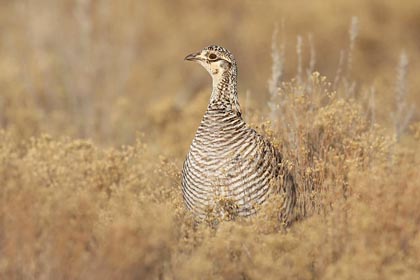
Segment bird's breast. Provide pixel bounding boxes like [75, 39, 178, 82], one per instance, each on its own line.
[182, 110, 279, 217]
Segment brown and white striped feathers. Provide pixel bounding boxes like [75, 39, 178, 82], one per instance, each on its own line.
[182, 45, 296, 223]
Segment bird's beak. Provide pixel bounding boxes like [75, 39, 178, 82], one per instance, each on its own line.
[184, 52, 203, 62]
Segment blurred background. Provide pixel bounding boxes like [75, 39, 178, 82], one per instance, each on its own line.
[2, 2, 420, 278]
[1, 0, 419, 157]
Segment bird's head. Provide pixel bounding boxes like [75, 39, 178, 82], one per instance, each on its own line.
[184, 45, 237, 81]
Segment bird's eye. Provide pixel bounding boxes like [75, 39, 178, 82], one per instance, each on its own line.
[208, 53, 217, 60]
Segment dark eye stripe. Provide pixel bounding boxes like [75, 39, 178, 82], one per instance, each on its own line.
[206, 58, 228, 64]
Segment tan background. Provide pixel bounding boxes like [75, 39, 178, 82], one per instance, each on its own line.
[1, 0, 419, 157]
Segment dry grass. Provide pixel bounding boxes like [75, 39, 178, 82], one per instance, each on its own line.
[1, 0, 420, 279]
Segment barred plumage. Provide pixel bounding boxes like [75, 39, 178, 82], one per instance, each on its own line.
[182, 45, 296, 224]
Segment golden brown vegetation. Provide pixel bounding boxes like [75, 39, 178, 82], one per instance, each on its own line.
[1, 0, 420, 279]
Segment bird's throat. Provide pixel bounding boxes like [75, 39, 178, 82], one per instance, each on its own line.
[209, 74, 241, 115]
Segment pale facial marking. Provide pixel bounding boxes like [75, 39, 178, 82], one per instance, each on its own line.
[197, 53, 231, 82]
[185, 46, 236, 89]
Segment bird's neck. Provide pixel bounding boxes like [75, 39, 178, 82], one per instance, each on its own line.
[209, 70, 241, 115]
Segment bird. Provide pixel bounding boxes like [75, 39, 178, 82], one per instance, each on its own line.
[181, 45, 296, 225]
